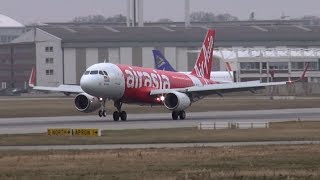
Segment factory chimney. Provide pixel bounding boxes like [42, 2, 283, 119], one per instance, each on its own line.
[126, 0, 144, 27]
[185, 0, 190, 27]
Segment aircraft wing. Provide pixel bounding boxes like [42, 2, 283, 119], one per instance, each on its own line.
[150, 81, 287, 97]
[28, 67, 83, 94]
[32, 85, 83, 94]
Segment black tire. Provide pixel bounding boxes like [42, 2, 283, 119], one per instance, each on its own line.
[113, 111, 119, 121]
[120, 111, 127, 121]
[102, 110, 106, 117]
[98, 110, 102, 117]
[179, 111, 186, 120]
[172, 111, 179, 120]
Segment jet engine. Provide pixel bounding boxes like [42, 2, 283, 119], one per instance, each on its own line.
[74, 93, 100, 113]
[163, 91, 191, 111]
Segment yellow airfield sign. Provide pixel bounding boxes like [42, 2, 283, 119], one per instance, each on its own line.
[47, 128, 72, 136]
[47, 128, 101, 136]
[72, 129, 101, 136]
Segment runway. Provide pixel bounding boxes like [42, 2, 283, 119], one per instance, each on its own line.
[0, 108, 320, 134]
[0, 140, 319, 150]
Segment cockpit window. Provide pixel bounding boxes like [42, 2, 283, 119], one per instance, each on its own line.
[99, 71, 104, 75]
[84, 71, 90, 75]
[90, 70, 98, 75]
[103, 71, 108, 76]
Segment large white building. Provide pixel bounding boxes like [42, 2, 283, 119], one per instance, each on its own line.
[4, 21, 320, 94]
[0, 14, 25, 44]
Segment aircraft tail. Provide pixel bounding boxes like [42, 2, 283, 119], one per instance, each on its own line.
[152, 50, 177, 72]
[28, 67, 36, 87]
[191, 29, 215, 79]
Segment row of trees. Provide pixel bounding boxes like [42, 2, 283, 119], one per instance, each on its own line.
[71, 11, 320, 25]
[71, 11, 238, 23]
[72, 14, 127, 23]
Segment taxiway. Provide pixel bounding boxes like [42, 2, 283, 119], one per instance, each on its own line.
[0, 108, 319, 134]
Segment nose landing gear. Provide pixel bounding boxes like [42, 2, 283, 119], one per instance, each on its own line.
[98, 98, 107, 117]
[113, 101, 127, 121]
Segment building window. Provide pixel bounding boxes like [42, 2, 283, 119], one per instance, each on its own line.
[1, 82, 6, 89]
[45, 46, 53, 52]
[240, 62, 260, 70]
[291, 62, 305, 71]
[46, 69, 54, 75]
[292, 62, 318, 71]
[269, 62, 288, 70]
[45, 58, 54, 64]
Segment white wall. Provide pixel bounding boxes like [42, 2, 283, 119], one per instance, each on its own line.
[108, 48, 120, 64]
[86, 48, 98, 67]
[176, 47, 188, 71]
[32, 28, 63, 86]
[64, 48, 76, 84]
[142, 47, 154, 68]
[164, 47, 177, 69]
[120, 47, 132, 65]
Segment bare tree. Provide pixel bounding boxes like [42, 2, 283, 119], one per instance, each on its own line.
[105, 14, 126, 23]
[298, 15, 320, 25]
[72, 14, 126, 23]
[190, 11, 238, 22]
[156, 18, 173, 23]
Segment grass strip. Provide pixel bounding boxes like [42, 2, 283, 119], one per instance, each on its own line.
[0, 121, 320, 146]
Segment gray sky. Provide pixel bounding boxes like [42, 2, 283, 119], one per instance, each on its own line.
[1, 0, 320, 24]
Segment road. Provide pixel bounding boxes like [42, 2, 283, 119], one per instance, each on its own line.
[0, 141, 319, 150]
[0, 108, 319, 134]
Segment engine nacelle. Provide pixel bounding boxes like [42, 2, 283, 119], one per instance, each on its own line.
[74, 93, 100, 113]
[163, 91, 191, 111]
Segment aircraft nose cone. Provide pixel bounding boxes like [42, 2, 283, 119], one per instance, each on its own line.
[80, 75, 99, 96]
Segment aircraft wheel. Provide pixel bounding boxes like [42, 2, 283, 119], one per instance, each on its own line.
[120, 111, 127, 121]
[179, 111, 186, 120]
[113, 111, 119, 121]
[102, 110, 106, 117]
[98, 110, 102, 117]
[172, 111, 179, 120]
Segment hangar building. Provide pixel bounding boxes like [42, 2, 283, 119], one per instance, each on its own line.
[1, 20, 320, 91]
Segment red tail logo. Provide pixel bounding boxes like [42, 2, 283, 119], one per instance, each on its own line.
[28, 67, 36, 87]
[191, 29, 215, 79]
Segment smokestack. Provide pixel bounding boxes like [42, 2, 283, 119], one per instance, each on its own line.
[126, 0, 131, 27]
[133, 0, 136, 27]
[137, 0, 144, 27]
[185, 0, 190, 27]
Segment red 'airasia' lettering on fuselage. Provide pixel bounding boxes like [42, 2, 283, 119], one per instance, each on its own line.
[124, 69, 170, 89]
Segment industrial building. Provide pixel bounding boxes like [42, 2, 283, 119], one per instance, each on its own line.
[0, 14, 25, 44]
[9, 21, 320, 86]
[0, 17, 319, 95]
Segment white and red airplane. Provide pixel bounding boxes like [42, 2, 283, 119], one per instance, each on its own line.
[30, 29, 288, 121]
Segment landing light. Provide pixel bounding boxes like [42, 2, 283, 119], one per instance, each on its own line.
[160, 95, 165, 101]
[99, 97, 103, 101]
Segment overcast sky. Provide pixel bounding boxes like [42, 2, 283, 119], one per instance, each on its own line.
[1, 0, 320, 24]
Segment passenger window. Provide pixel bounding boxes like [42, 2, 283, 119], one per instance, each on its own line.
[84, 71, 90, 75]
[90, 70, 98, 74]
[103, 71, 108, 76]
[99, 71, 104, 75]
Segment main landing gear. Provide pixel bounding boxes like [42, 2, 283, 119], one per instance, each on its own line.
[172, 111, 186, 120]
[113, 101, 127, 121]
[98, 98, 107, 117]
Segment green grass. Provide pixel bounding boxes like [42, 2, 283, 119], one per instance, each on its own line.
[0, 145, 319, 179]
[1, 121, 320, 146]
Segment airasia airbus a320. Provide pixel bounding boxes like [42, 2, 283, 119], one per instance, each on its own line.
[30, 29, 288, 121]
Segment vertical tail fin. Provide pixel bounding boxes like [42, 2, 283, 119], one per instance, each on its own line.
[28, 67, 35, 87]
[191, 29, 215, 79]
[152, 50, 177, 72]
